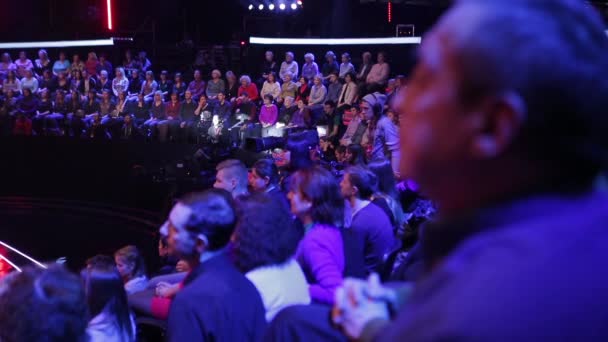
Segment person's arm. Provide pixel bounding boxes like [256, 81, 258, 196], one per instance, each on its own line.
[271, 83, 281, 99]
[346, 83, 358, 105]
[304, 233, 344, 305]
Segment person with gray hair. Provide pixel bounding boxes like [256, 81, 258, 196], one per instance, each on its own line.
[206, 69, 225, 100]
[213, 159, 249, 198]
[334, 0, 608, 340]
[301, 53, 319, 81]
[279, 51, 299, 82]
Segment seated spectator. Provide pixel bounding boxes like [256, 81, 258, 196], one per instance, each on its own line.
[339, 53, 355, 80]
[114, 245, 148, 295]
[79, 69, 97, 95]
[98, 89, 116, 119]
[20, 68, 39, 94]
[194, 93, 213, 124]
[289, 99, 311, 128]
[66, 90, 85, 136]
[140, 71, 158, 102]
[39, 69, 58, 95]
[260, 72, 281, 100]
[179, 90, 198, 141]
[144, 91, 168, 141]
[340, 106, 365, 146]
[337, 72, 358, 111]
[0, 266, 88, 342]
[52, 51, 71, 76]
[163, 189, 267, 341]
[287, 166, 345, 305]
[238, 75, 259, 103]
[70, 53, 85, 74]
[340, 166, 396, 275]
[0, 89, 18, 117]
[324, 100, 345, 144]
[335, 145, 347, 164]
[164, 92, 182, 141]
[96, 70, 113, 94]
[213, 159, 249, 198]
[279, 51, 299, 81]
[84, 114, 110, 140]
[233, 91, 257, 126]
[0, 53, 16, 81]
[85, 52, 99, 76]
[249, 158, 290, 210]
[112, 68, 130, 98]
[97, 54, 113, 77]
[2, 70, 20, 96]
[158, 70, 173, 100]
[259, 50, 279, 85]
[295, 76, 311, 103]
[119, 114, 142, 141]
[233, 193, 310, 321]
[115, 90, 129, 117]
[326, 72, 342, 104]
[366, 51, 390, 90]
[138, 51, 152, 72]
[15, 51, 34, 78]
[301, 53, 319, 81]
[206, 69, 225, 100]
[207, 114, 227, 144]
[122, 50, 140, 77]
[356, 51, 373, 85]
[172, 72, 187, 100]
[34, 49, 52, 76]
[129, 92, 150, 125]
[212, 92, 232, 125]
[260, 94, 278, 137]
[319, 136, 337, 163]
[55, 71, 70, 93]
[225, 70, 239, 102]
[307, 74, 327, 112]
[322, 51, 340, 80]
[83, 88, 101, 116]
[187, 70, 206, 101]
[279, 96, 297, 125]
[345, 144, 367, 167]
[279, 72, 298, 104]
[368, 158, 404, 234]
[361, 92, 399, 176]
[32, 89, 53, 135]
[127, 70, 142, 100]
[17, 88, 38, 119]
[83, 256, 136, 342]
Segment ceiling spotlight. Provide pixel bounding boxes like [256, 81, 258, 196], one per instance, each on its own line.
[258, 4, 264, 10]
[248, 4, 253, 10]
[291, 3, 297, 9]
[279, 3, 286, 10]
[269, 3, 275, 10]
[297, 0, 302, 5]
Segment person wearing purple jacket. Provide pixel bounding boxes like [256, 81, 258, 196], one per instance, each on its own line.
[341, 166, 396, 275]
[187, 69, 206, 101]
[288, 166, 345, 305]
[259, 94, 278, 137]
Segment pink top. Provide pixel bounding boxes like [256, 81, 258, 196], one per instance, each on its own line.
[259, 104, 278, 125]
[366, 62, 390, 85]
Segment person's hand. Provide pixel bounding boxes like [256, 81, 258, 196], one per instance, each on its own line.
[333, 273, 393, 339]
[155, 282, 173, 298]
[176, 260, 189, 273]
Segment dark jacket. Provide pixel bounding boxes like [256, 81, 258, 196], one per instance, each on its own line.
[167, 252, 267, 342]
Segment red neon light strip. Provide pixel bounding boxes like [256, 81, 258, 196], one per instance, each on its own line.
[388, 1, 392, 23]
[107, 0, 113, 30]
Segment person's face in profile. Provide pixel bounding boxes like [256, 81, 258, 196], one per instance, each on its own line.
[214, 169, 235, 193]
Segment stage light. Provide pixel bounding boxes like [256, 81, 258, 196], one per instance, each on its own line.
[297, 0, 302, 5]
[269, 3, 275, 10]
[258, 4, 264, 10]
[291, 3, 297, 9]
[279, 3, 286, 10]
[248, 4, 254, 10]
[249, 36, 422, 45]
[240, 41, 246, 46]
[0, 39, 115, 49]
[106, 0, 113, 30]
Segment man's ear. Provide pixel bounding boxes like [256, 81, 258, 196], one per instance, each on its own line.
[470, 92, 525, 159]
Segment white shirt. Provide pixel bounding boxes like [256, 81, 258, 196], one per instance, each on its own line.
[246, 259, 311, 321]
[87, 310, 136, 342]
[124, 275, 147, 295]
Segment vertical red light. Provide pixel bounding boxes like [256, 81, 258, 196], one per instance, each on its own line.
[388, 1, 392, 23]
[107, 0, 113, 30]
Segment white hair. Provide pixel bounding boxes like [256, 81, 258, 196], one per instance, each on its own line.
[304, 53, 315, 61]
[239, 75, 251, 84]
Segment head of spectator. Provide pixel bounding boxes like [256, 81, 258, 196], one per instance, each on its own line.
[82, 257, 134, 341]
[304, 53, 315, 64]
[211, 69, 221, 80]
[377, 51, 386, 64]
[194, 69, 202, 81]
[183, 89, 192, 102]
[346, 144, 367, 166]
[6, 70, 16, 82]
[265, 50, 274, 62]
[361, 92, 387, 124]
[145, 70, 154, 82]
[1, 52, 12, 64]
[313, 74, 323, 87]
[240, 75, 252, 87]
[214, 159, 249, 198]
[284, 71, 294, 84]
[263, 94, 274, 106]
[38, 49, 49, 62]
[21, 87, 33, 99]
[324, 100, 336, 115]
[99, 70, 108, 82]
[113, 245, 146, 284]
[249, 158, 280, 193]
[335, 145, 347, 163]
[162, 189, 236, 264]
[298, 76, 308, 87]
[0, 266, 88, 342]
[329, 72, 339, 84]
[368, 158, 398, 199]
[325, 51, 336, 63]
[18, 51, 27, 62]
[340, 165, 376, 203]
[72, 53, 81, 64]
[58, 51, 67, 62]
[217, 91, 226, 103]
[160, 70, 168, 82]
[24, 68, 35, 80]
[130, 69, 140, 80]
[115, 67, 125, 80]
[87, 52, 98, 62]
[285, 51, 295, 63]
[226, 70, 237, 85]
[198, 93, 207, 106]
[344, 72, 355, 85]
[296, 98, 307, 109]
[174, 72, 183, 84]
[341, 53, 351, 64]
[362, 51, 372, 65]
[169, 91, 179, 104]
[267, 72, 277, 84]
[398, 0, 608, 212]
[123, 113, 133, 126]
[284, 95, 295, 108]
[240, 91, 251, 104]
[153, 91, 163, 104]
[288, 166, 344, 227]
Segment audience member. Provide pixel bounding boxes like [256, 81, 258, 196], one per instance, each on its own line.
[96, 70, 113, 94]
[279, 72, 298, 104]
[112, 68, 130, 98]
[127, 70, 143, 100]
[302, 53, 319, 81]
[0, 53, 16, 81]
[206, 69, 225, 100]
[260, 94, 278, 137]
[279, 96, 297, 125]
[238, 75, 260, 103]
[261, 72, 281, 100]
[213, 92, 232, 125]
[163, 189, 267, 341]
[308, 74, 328, 112]
[80, 69, 97, 95]
[15, 51, 34, 78]
[339, 53, 355, 79]
[34, 49, 52, 76]
[326, 72, 342, 104]
[295, 76, 311, 103]
[367, 158, 404, 232]
[361, 92, 399, 176]
[70, 53, 85, 74]
[85, 52, 100, 76]
[249, 158, 289, 210]
[233, 193, 310, 321]
[279, 51, 299, 82]
[172, 72, 187, 100]
[158, 70, 172, 100]
[337, 72, 358, 111]
[225, 70, 239, 101]
[187, 70, 206, 101]
[144, 91, 167, 141]
[52, 51, 70, 76]
[345, 144, 367, 167]
[214, 159, 249, 198]
[114, 245, 148, 295]
[366, 51, 390, 89]
[322, 51, 340, 79]
[179, 90, 198, 140]
[260, 50, 279, 85]
[141, 70, 158, 102]
[3, 70, 20, 96]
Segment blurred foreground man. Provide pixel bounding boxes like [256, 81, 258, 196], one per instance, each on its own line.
[334, 0, 608, 340]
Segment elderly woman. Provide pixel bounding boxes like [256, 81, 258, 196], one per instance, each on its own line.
[0, 53, 16, 82]
[34, 49, 52, 76]
[279, 51, 299, 82]
[15, 51, 34, 78]
[307, 74, 328, 112]
[322, 51, 339, 79]
[278, 72, 298, 104]
[301, 53, 319, 81]
[339, 52, 355, 79]
[260, 72, 281, 100]
[206, 69, 226, 100]
[237, 75, 259, 102]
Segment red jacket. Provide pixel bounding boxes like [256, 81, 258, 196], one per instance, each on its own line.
[237, 83, 259, 102]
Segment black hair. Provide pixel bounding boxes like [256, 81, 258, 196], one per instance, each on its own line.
[290, 166, 344, 227]
[232, 193, 304, 273]
[347, 144, 367, 166]
[345, 165, 377, 199]
[263, 94, 274, 102]
[285, 131, 317, 171]
[367, 158, 398, 199]
[0, 265, 88, 342]
[252, 158, 279, 186]
[83, 259, 133, 340]
[324, 100, 336, 108]
[178, 189, 237, 251]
